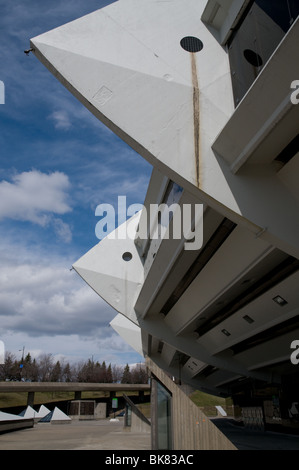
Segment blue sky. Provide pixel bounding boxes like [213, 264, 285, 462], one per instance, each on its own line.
[0, 0, 152, 366]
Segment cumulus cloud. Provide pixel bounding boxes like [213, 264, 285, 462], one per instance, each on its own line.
[0, 242, 115, 339]
[0, 170, 71, 225]
[0, 171, 73, 241]
[0, 236, 144, 365]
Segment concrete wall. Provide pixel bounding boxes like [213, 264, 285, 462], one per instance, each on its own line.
[0, 418, 34, 433]
[130, 410, 151, 433]
[123, 394, 151, 434]
[69, 400, 107, 420]
[95, 403, 107, 420]
[147, 357, 236, 450]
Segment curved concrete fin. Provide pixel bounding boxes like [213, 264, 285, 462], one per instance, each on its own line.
[73, 213, 143, 319]
[30, 0, 233, 194]
[110, 314, 143, 357]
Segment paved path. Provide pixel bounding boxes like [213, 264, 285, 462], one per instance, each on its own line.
[0, 418, 151, 450]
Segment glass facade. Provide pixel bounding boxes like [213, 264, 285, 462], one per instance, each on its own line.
[228, 0, 299, 105]
[125, 403, 132, 427]
[142, 180, 183, 270]
[156, 380, 172, 450]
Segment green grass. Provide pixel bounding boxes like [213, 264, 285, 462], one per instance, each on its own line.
[189, 390, 233, 416]
[0, 387, 230, 417]
[136, 402, 151, 418]
[0, 390, 151, 409]
[0, 391, 75, 408]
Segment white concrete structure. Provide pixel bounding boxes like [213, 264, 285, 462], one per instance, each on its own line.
[0, 410, 34, 432]
[39, 407, 72, 424]
[0, 410, 26, 421]
[20, 405, 36, 419]
[50, 407, 72, 424]
[31, 0, 299, 430]
[35, 405, 51, 421]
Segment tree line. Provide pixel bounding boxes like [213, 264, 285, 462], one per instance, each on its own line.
[0, 352, 149, 384]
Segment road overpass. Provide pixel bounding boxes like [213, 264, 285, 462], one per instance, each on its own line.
[0, 382, 150, 407]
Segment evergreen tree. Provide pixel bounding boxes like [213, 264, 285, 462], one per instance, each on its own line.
[121, 364, 132, 384]
[63, 363, 72, 382]
[106, 363, 113, 383]
[50, 361, 62, 382]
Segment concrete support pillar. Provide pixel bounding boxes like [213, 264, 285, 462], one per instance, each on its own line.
[74, 391, 81, 400]
[109, 391, 116, 414]
[27, 391, 35, 407]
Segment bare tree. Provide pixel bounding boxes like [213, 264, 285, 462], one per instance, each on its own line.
[37, 353, 54, 382]
[131, 364, 149, 384]
[112, 364, 123, 383]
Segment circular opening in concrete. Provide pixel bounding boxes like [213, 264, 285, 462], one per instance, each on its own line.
[243, 49, 263, 67]
[180, 36, 203, 53]
[122, 252, 132, 262]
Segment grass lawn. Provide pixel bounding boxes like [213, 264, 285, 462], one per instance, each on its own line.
[189, 390, 233, 416]
[0, 390, 151, 409]
[0, 386, 230, 418]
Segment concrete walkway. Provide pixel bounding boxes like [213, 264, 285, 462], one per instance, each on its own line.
[0, 418, 151, 450]
[211, 418, 299, 450]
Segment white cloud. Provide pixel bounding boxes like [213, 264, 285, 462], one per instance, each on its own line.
[52, 218, 72, 243]
[0, 170, 72, 226]
[0, 240, 115, 339]
[49, 110, 72, 130]
[0, 241, 142, 365]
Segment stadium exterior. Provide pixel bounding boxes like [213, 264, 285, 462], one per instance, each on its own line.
[31, 0, 299, 436]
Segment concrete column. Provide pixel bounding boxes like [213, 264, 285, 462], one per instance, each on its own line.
[109, 391, 116, 415]
[74, 391, 81, 400]
[150, 377, 157, 450]
[27, 391, 35, 407]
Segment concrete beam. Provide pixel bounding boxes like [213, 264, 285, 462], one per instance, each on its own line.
[0, 382, 150, 393]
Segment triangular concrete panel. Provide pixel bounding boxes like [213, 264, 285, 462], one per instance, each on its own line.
[35, 405, 51, 422]
[110, 314, 143, 356]
[0, 411, 26, 421]
[21, 406, 36, 419]
[50, 407, 71, 424]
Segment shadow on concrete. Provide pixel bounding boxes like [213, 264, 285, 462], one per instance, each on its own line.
[211, 418, 299, 450]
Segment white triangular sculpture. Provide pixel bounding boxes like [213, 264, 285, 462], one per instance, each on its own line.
[22, 406, 36, 419]
[50, 407, 71, 424]
[35, 405, 51, 422]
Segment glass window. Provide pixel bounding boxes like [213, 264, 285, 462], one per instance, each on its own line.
[156, 381, 172, 450]
[125, 403, 132, 427]
[142, 180, 183, 268]
[228, 0, 299, 105]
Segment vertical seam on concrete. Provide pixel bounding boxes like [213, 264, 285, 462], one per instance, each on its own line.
[191, 53, 200, 188]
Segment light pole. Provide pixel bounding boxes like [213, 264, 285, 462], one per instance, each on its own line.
[19, 346, 25, 379]
[19, 346, 25, 362]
